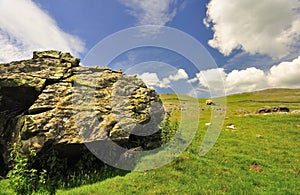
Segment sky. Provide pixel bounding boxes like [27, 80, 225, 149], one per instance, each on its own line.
[0, 0, 299, 97]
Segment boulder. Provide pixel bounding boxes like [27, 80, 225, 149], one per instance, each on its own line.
[257, 106, 272, 114]
[206, 99, 215, 105]
[278, 106, 289, 112]
[0, 51, 164, 174]
[257, 106, 289, 114]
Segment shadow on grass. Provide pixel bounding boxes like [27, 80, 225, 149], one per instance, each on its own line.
[35, 147, 130, 194]
[55, 164, 129, 190]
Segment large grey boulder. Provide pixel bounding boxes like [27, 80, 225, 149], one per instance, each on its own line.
[0, 51, 164, 174]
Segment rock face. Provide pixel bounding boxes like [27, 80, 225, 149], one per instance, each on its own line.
[0, 51, 164, 173]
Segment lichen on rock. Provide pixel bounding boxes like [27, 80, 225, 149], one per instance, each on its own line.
[0, 50, 164, 174]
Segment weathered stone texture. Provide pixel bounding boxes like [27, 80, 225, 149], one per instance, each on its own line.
[0, 51, 164, 173]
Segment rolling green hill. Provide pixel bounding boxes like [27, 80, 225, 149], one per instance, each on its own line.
[225, 88, 300, 115]
[1, 88, 299, 194]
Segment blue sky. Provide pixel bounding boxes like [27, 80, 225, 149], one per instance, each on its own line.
[0, 0, 299, 97]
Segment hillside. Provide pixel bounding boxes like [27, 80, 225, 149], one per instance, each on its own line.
[226, 88, 300, 115]
[227, 88, 300, 102]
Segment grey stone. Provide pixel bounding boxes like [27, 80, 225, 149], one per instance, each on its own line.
[0, 51, 164, 174]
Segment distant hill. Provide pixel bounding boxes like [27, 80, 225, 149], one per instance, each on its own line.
[227, 88, 300, 103]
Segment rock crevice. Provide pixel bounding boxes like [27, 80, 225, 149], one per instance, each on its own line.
[0, 51, 164, 174]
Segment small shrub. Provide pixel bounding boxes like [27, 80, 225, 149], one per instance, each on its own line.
[7, 143, 43, 195]
[7, 142, 125, 194]
[160, 115, 179, 145]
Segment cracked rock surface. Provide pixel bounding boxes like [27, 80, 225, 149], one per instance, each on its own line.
[0, 51, 164, 173]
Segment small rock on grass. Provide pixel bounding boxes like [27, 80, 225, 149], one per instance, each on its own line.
[249, 163, 263, 172]
[256, 134, 263, 138]
[226, 124, 236, 129]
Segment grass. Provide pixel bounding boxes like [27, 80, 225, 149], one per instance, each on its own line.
[1, 88, 300, 194]
[0, 179, 13, 195]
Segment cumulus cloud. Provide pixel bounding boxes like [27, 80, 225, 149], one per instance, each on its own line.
[0, 0, 85, 63]
[137, 56, 300, 96]
[188, 68, 226, 96]
[120, 0, 182, 34]
[190, 55, 300, 95]
[226, 68, 268, 94]
[137, 69, 188, 88]
[137, 72, 170, 88]
[190, 68, 226, 88]
[168, 68, 188, 81]
[268, 56, 300, 87]
[205, 0, 300, 58]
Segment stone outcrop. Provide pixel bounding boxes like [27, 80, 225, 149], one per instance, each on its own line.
[0, 51, 164, 174]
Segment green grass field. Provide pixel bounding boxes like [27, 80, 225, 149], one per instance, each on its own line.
[1, 88, 299, 194]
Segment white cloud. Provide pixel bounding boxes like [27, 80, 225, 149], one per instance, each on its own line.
[119, 0, 180, 34]
[168, 68, 188, 81]
[189, 68, 226, 97]
[188, 77, 198, 84]
[188, 68, 226, 89]
[137, 72, 170, 88]
[205, 0, 300, 58]
[136, 56, 300, 96]
[137, 69, 188, 88]
[268, 56, 300, 87]
[197, 68, 226, 89]
[0, 0, 85, 63]
[226, 68, 268, 94]
[190, 55, 300, 95]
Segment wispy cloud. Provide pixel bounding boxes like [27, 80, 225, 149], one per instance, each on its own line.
[0, 0, 85, 63]
[205, 0, 300, 59]
[119, 0, 182, 34]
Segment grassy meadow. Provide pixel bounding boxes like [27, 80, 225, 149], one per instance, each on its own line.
[1, 88, 299, 194]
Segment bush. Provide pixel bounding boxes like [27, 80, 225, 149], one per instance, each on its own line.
[7, 142, 127, 194]
[7, 143, 46, 195]
[160, 115, 179, 145]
